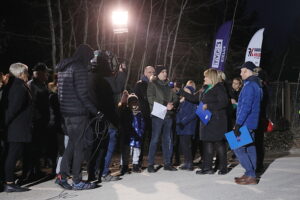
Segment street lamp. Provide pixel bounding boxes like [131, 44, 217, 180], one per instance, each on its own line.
[112, 10, 128, 34]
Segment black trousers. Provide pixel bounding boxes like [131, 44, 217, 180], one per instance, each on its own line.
[60, 115, 93, 183]
[4, 142, 25, 182]
[202, 140, 227, 172]
[179, 135, 192, 166]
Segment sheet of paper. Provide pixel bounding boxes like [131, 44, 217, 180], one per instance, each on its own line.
[151, 101, 167, 120]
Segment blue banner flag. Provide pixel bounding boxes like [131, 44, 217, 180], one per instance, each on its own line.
[209, 21, 233, 71]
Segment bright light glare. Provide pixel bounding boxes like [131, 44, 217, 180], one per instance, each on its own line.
[112, 10, 128, 25]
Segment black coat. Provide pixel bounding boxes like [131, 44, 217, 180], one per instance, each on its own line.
[56, 44, 97, 117]
[3, 77, 32, 142]
[180, 83, 229, 141]
[134, 77, 151, 120]
[27, 78, 50, 123]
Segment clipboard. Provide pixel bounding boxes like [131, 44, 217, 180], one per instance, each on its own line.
[195, 102, 212, 125]
[225, 126, 253, 150]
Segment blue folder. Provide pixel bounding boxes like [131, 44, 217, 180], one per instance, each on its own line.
[195, 102, 212, 125]
[225, 126, 253, 150]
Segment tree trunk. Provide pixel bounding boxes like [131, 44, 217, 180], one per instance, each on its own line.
[96, 1, 103, 50]
[139, 0, 153, 77]
[47, 0, 56, 68]
[155, 0, 168, 65]
[83, 0, 88, 44]
[125, 0, 146, 88]
[169, 0, 188, 75]
[57, 0, 63, 61]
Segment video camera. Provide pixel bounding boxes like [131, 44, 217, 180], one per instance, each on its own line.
[89, 50, 119, 75]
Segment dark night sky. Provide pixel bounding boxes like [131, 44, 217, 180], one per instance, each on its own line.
[1, 0, 300, 82]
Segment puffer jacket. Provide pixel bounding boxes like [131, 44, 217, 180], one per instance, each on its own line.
[56, 44, 97, 117]
[236, 75, 263, 130]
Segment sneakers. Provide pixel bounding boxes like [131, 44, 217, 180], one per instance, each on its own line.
[72, 181, 96, 190]
[164, 164, 178, 171]
[4, 183, 30, 193]
[102, 174, 121, 182]
[55, 174, 72, 190]
[147, 165, 156, 173]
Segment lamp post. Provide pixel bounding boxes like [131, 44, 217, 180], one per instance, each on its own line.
[112, 10, 128, 34]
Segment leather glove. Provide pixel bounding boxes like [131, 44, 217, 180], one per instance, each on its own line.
[234, 124, 242, 137]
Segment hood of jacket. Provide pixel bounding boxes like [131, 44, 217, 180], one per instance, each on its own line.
[56, 44, 94, 72]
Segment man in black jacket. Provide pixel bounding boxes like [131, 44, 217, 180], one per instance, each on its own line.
[87, 53, 126, 182]
[2, 63, 32, 192]
[56, 44, 98, 190]
[24, 63, 50, 180]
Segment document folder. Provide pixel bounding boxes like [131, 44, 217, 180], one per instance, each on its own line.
[225, 126, 253, 150]
[195, 102, 212, 125]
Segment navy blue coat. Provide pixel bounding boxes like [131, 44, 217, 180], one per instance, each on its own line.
[236, 76, 263, 130]
[176, 100, 197, 135]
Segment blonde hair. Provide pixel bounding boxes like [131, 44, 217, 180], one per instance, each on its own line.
[203, 68, 221, 86]
[217, 70, 226, 82]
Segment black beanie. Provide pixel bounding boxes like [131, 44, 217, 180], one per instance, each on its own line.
[155, 65, 167, 76]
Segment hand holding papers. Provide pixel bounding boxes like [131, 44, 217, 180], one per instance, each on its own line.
[225, 126, 253, 150]
[151, 102, 167, 120]
[195, 102, 212, 125]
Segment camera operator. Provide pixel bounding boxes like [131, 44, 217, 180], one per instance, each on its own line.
[87, 50, 126, 182]
[55, 44, 99, 190]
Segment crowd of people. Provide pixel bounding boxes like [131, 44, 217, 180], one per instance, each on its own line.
[0, 44, 269, 192]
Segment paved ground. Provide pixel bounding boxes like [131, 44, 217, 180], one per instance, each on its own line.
[1, 149, 300, 200]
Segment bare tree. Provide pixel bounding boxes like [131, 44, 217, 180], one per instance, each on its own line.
[57, 0, 63, 61]
[139, 0, 154, 77]
[125, 0, 146, 88]
[155, 0, 168, 65]
[96, 1, 104, 50]
[168, 0, 188, 75]
[83, 0, 88, 44]
[47, 0, 56, 68]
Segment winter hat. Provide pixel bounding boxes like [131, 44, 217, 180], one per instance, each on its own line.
[127, 93, 138, 105]
[155, 65, 167, 76]
[185, 86, 195, 94]
[241, 61, 257, 72]
[32, 62, 50, 72]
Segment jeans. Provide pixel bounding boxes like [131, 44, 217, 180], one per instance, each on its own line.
[148, 117, 173, 165]
[234, 131, 256, 177]
[102, 127, 118, 176]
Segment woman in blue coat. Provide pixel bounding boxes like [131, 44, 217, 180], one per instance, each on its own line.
[176, 81, 198, 171]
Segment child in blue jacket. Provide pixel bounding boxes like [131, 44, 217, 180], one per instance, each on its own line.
[176, 81, 198, 170]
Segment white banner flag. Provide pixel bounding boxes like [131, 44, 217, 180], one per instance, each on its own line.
[245, 28, 265, 67]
